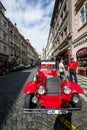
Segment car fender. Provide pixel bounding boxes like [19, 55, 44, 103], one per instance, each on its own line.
[61, 81, 84, 94]
[24, 81, 37, 94]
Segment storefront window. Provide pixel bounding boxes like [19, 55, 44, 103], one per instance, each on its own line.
[76, 47, 87, 75]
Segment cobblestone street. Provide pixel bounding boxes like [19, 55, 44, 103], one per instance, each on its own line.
[1, 0, 87, 129]
[0, 69, 55, 130]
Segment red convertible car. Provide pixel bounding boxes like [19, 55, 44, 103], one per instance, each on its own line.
[24, 61, 84, 114]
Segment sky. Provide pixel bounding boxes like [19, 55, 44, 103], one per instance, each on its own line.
[1, 0, 55, 55]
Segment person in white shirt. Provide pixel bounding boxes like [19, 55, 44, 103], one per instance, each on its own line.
[59, 59, 65, 80]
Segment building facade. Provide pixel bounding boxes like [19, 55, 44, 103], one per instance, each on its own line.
[46, 0, 87, 76]
[0, 2, 9, 67]
[46, 0, 72, 68]
[0, 2, 39, 70]
[71, 0, 87, 76]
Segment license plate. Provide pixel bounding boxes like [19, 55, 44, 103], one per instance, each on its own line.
[46, 109, 68, 115]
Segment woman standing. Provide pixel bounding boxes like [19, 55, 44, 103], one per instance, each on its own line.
[59, 59, 65, 80]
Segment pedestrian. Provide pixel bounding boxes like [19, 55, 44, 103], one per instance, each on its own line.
[59, 59, 65, 80]
[68, 57, 78, 83]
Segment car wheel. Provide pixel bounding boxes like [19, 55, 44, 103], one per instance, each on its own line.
[69, 94, 82, 110]
[72, 94, 82, 108]
[24, 94, 37, 109]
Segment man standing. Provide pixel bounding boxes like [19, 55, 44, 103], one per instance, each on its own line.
[68, 57, 78, 83]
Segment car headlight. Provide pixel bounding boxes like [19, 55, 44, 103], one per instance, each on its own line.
[32, 96, 38, 104]
[63, 86, 71, 94]
[38, 86, 45, 95]
[72, 94, 80, 103]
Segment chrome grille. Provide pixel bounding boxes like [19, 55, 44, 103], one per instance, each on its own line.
[46, 77, 61, 95]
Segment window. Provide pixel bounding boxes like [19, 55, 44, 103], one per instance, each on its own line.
[3, 33, 6, 40]
[3, 20, 7, 28]
[60, 13, 63, 20]
[64, 27, 67, 36]
[85, 3, 87, 22]
[61, 32, 63, 40]
[3, 45, 7, 53]
[10, 48, 14, 56]
[80, 3, 87, 26]
[10, 37, 13, 44]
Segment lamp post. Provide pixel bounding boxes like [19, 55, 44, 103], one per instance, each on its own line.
[68, 47, 71, 63]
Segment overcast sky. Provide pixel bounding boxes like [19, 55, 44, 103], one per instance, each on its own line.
[1, 0, 55, 55]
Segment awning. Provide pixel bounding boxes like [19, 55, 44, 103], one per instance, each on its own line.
[76, 47, 87, 57]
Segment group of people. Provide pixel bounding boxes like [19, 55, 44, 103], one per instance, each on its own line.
[58, 57, 78, 83]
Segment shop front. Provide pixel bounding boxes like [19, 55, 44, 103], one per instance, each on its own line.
[76, 47, 87, 76]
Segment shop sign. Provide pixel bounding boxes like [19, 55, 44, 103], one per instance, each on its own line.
[74, 37, 87, 48]
[76, 48, 87, 57]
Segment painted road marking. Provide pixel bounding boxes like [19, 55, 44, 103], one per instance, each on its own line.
[54, 115, 78, 130]
[23, 68, 36, 72]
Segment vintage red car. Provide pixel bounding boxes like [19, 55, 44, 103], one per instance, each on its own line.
[24, 61, 84, 114]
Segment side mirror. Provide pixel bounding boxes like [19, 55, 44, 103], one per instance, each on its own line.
[33, 74, 40, 82]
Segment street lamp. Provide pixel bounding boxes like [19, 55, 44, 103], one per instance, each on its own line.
[68, 47, 71, 63]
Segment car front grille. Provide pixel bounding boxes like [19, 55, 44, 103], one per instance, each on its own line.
[46, 77, 61, 96]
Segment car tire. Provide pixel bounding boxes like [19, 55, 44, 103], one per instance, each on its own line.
[24, 94, 37, 110]
[68, 94, 82, 110]
[72, 94, 82, 108]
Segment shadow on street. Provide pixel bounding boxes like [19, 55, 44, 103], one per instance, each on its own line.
[53, 113, 72, 130]
[0, 70, 30, 127]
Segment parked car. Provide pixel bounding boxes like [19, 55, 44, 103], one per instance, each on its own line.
[18, 63, 24, 70]
[24, 64, 31, 69]
[24, 60, 84, 114]
[12, 64, 24, 71]
[0, 65, 6, 75]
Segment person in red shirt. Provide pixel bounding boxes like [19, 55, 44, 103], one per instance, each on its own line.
[68, 57, 78, 83]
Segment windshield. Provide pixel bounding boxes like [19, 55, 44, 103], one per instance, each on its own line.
[40, 63, 57, 69]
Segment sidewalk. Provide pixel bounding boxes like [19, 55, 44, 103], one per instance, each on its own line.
[65, 71, 87, 87]
[77, 74, 87, 89]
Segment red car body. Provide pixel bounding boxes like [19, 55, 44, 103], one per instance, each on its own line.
[24, 61, 84, 113]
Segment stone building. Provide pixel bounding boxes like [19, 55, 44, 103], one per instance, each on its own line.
[26, 39, 39, 65]
[0, 2, 9, 67]
[46, 0, 72, 69]
[72, 0, 87, 76]
[0, 2, 39, 70]
[46, 0, 87, 76]
[41, 48, 46, 60]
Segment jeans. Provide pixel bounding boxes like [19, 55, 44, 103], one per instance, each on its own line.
[60, 72, 65, 81]
[69, 70, 78, 83]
